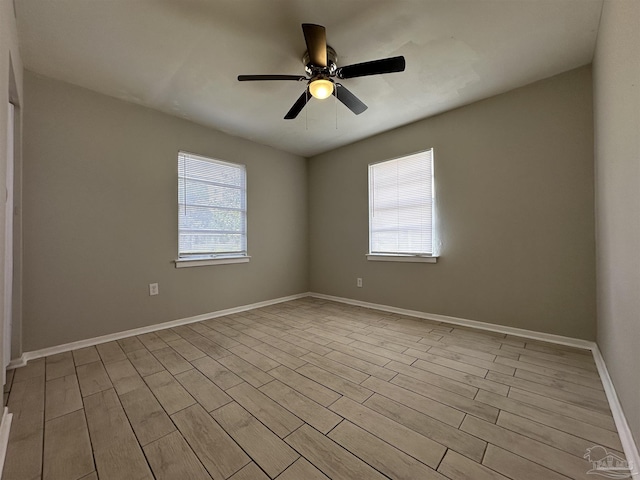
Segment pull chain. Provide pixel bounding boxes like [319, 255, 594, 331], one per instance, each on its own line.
[335, 85, 338, 129]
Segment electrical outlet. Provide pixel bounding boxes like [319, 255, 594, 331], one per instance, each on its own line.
[149, 283, 159, 296]
[357, 278, 363, 288]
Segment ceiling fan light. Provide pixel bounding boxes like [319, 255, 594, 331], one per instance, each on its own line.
[309, 79, 334, 99]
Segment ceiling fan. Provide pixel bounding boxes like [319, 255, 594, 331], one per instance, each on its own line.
[238, 23, 406, 120]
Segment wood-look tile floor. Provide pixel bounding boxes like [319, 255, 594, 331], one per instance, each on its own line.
[2, 298, 626, 480]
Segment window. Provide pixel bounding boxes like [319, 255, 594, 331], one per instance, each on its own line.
[368, 149, 437, 262]
[176, 151, 248, 267]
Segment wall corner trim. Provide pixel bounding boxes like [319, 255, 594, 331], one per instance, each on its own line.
[0, 407, 13, 478]
[309, 292, 639, 471]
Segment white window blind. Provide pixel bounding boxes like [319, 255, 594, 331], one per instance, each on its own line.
[178, 152, 247, 258]
[369, 149, 435, 256]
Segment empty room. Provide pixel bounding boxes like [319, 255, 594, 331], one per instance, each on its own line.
[0, 0, 638, 479]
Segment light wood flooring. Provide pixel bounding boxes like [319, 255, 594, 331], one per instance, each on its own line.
[2, 297, 626, 480]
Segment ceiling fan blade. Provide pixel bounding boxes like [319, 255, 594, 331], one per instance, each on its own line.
[334, 83, 367, 115]
[336, 56, 406, 79]
[238, 75, 307, 81]
[302, 23, 327, 67]
[284, 89, 310, 119]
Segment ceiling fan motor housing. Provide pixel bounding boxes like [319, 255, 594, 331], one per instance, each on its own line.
[303, 46, 338, 78]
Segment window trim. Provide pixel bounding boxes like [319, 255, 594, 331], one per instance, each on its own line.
[366, 254, 437, 263]
[176, 151, 249, 267]
[175, 255, 251, 268]
[367, 149, 438, 262]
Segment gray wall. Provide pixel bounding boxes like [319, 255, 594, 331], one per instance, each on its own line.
[309, 66, 596, 340]
[23, 72, 309, 351]
[594, 0, 640, 448]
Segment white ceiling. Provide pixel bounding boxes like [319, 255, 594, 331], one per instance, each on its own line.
[15, 0, 603, 157]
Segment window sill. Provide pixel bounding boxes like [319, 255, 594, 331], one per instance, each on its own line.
[175, 256, 251, 268]
[366, 254, 438, 263]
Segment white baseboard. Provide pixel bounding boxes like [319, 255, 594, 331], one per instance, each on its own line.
[591, 346, 640, 476]
[0, 407, 12, 479]
[309, 292, 594, 350]
[8, 292, 310, 368]
[310, 292, 639, 475]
